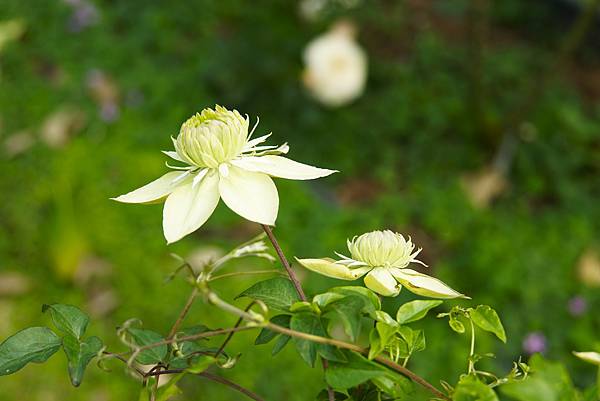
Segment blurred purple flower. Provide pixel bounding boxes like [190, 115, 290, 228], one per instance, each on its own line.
[522, 332, 547, 355]
[99, 102, 119, 123]
[64, 0, 99, 33]
[568, 296, 587, 317]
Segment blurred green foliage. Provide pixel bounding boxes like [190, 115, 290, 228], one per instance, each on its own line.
[1, 0, 599, 400]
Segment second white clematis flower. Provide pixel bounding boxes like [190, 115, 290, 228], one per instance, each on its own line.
[113, 106, 336, 243]
[296, 230, 468, 298]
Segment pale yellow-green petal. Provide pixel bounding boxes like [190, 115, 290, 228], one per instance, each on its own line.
[390, 268, 468, 299]
[112, 171, 185, 204]
[364, 268, 401, 297]
[295, 257, 371, 280]
[162, 171, 220, 244]
[231, 155, 337, 180]
[218, 165, 278, 225]
[573, 351, 600, 366]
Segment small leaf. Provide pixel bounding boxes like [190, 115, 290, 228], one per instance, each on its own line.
[42, 304, 89, 339]
[290, 313, 327, 367]
[325, 352, 386, 389]
[372, 371, 415, 399]
[0, 327, 62, 376]
[237, 277, 300, 311]
[127, 328, 167, 364]
[62, 335, 103, 386]
[254, 315, 290, 345]
[323, 295, 365, 341]
[330, 286, 381, 312]
[272, 335, 290, 356]
[185, 355, 215, 373]
[449, 318, 465, 334]
[453, 375, 498, 401]
[396, 300, 443, 324]
[469, 306, 506, 343]
[312, 292, 346, 309]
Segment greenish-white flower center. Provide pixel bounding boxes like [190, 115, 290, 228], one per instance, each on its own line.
[175, 106, 249, 169]
[347, 230, 420, 268]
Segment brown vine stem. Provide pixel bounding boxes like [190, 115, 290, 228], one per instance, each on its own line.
[106, 351, 265, 401]
[206, 290, 451, 401]
[167, 287, 199, 340]
[261, 225, 307, 301]
[261, 224, 335, 401]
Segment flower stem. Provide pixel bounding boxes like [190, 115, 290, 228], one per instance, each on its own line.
[468, 318, 476, 375]
[206, 289, 451, 401]
[261, 224, 307, 301]
[261, 224, 334, 401]
[167, 287, 199, 340]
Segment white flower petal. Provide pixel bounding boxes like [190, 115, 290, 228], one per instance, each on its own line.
[231, 155, 337, 180]
[364, 268, 401, 297]
[162, 150, 186, 163]
[112, 172, 185, 204]
[243, 133, 272, 151]
[573, 351, 600, 366]
[390, 268, 468, 299]
[162, 171, 220, 244]
[295, 257, 371, 280]
[218, 165, 279, 225]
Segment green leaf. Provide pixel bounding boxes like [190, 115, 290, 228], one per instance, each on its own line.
[272, 334, 290, 356]
[312, 292, 346, 309]
[453, 375, 499, 401]
[0, 327, 62, 376]
[469, 306, 506, 343]
[42, 304, 89, 340]
[185, 355, 216, 373]
[330, 286, 381, 312]
[62, 335, 103, 386]
[372, 371, 415, 399]
[255, 315, 290, 345]
[396, 300, 443, 324]
[325, 352, 386, 389]
[127, 328, 167, 364]
[449, 317, 466, 333]
[290, 313, 327, 367]
[323, 295, 365, 341]
[237, 277, 300, 311]
[500, 355, 580, 401]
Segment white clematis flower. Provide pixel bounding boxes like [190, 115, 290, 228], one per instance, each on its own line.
[302, 21, 367, 107]
[296, 230, 468, 298]
[113, 105, 337, 243]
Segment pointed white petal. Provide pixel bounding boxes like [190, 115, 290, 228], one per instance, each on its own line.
[162, 150, 186, 163]
[231, 155, 337, 180]
[218, 165, 279, 225]
[295, 257, 371, 280]
[243, 133, 271, 150]
[364, 268, 401, 297]
[162, 171, 220, 244]
[390, 268, 468, 299]
[112, 172, 185, 204]
[573, 351, 600, 366]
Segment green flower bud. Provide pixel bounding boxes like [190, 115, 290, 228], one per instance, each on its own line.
[348, 230, 421, 268]
[175, 105, 249, 168]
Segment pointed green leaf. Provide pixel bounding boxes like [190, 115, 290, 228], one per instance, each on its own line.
[272, 334, 290, 356]
[62, 334, 103, 386]
[128, 328, 167, 364]
[254, 315, 290, 345]
[290, 313, 328, 367]
[323, 295, 365, 341]
[469, 306, 506, 343]
[325, 352, 386, 390]
[396, 300, 443, 324]
[0, 327, 62, 376]
[330, 286, 381, 312]
[42, 304, 89, 340]
[237, 277, 300, 311]
[453, 375, 498, 401]
[449, 318, 466, 334]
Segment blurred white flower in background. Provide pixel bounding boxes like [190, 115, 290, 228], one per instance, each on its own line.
[302, 21, 367, 107]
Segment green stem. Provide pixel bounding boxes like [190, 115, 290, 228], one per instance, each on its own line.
[468, 318, 476, 375]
